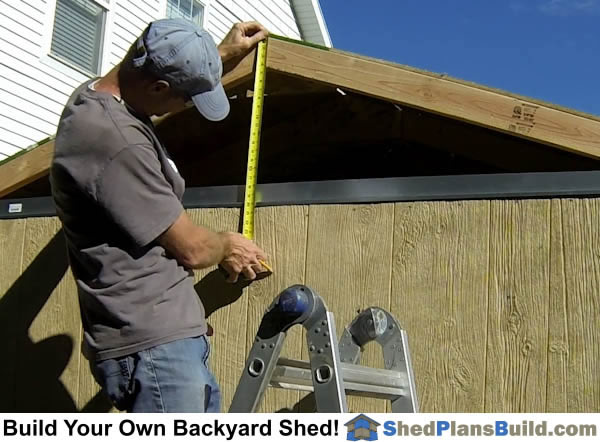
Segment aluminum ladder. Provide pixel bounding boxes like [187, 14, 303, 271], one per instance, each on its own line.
[229, 284, 419, 413]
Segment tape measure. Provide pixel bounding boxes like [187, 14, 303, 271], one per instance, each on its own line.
[242, 40, 272, 274]
[242, 39, 267, 240]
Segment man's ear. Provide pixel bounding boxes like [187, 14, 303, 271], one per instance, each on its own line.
[148, 79, 171, 95]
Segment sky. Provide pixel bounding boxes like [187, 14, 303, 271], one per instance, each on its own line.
[319, 0, 600, 116]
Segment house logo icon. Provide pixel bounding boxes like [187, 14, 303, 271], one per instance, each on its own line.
[345, 414, 381, 441]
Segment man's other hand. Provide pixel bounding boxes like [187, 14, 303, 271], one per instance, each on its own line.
[219, 232, 268, 283]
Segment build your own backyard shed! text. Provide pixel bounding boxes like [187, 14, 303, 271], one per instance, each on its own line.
[3, 418, 339, 439]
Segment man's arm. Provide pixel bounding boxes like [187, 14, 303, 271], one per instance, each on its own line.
[158, 211, 268, 282]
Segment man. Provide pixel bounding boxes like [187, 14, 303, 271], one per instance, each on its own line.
[50, 18, 269, 412]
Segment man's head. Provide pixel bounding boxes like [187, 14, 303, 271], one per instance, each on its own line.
[119, 18, 229, 119]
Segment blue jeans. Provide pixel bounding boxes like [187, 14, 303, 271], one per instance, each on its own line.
[92, 335, 221, 412]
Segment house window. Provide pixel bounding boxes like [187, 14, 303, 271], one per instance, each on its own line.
[166, 0, 205, 27]
[50, 0, 106, 75]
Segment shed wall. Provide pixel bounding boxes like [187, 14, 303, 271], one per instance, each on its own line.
[0, 199, 598, 412]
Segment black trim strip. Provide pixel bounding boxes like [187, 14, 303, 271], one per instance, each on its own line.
[2, 171, 600, 219]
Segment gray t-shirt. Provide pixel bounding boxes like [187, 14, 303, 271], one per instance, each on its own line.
[50, 81, 207, 361]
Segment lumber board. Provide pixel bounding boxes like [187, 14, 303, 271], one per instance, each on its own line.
[304, 204, 394, 413]
[15, 218, 82, 411]
[485, 200, 550, 412]
[0, 219, 26, 411]
[267, 39, 600, 159]
[246, 206, 308, 412]
[546, 200, 569, 412]
[221, 48, 256, 92]
[559, 199, 600, 412]
[391, 201, 489, 412]
[187, 207, 247, 412]
[0, 140, 54, 198]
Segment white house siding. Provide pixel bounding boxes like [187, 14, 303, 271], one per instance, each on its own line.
[0, 0, 305, 160]
[290, 0, 331, 47]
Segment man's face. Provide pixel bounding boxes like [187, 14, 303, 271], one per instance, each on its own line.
[152, 92, 194, 116]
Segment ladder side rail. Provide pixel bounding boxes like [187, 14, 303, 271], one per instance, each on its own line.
[304, 308, 348, 412]
[338, 307, 420, 413]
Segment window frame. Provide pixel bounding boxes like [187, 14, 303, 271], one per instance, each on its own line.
[41, 0, 113, 79]
[165, 0, 209, 29]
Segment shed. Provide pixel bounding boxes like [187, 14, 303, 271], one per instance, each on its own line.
[1, 36, 599, 412]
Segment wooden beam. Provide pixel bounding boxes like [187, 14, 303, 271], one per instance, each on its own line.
[266, 39, 600, 159]
[0, 52, 256, 198]
[0, 140, 55, 198]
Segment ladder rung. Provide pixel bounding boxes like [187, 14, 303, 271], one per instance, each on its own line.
[269, 358, 408, 400]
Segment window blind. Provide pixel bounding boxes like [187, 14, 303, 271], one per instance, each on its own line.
[51, 0, 105, 74]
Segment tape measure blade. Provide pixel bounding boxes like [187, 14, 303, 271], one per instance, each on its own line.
[242, 40, 267, 240]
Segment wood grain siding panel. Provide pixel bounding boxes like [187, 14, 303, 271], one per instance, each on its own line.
[187, 207, 248, 412]
[547, 199, 568, 412]
[2, 200, 600, 411]
[0, 219, 26, 411]
[391, 201, 488, 412]
[304, 204, 394, 413]
[15, 218, 82, 411]
[559, 199, 600, 412]
[486, 200, 550, 412]
[246, 206, 308, 412]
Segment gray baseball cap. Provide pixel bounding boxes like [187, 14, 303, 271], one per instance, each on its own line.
[133, 18, 229, 121]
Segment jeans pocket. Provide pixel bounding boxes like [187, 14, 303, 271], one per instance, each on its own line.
[95, 356, 137, 411]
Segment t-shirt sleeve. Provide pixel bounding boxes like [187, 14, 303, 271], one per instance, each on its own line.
[95, 144, 183, 247]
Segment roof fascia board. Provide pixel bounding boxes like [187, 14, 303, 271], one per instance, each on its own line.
[266, 38, 600, 159]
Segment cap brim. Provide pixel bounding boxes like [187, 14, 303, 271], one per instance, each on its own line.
[191, 82, 230, 122]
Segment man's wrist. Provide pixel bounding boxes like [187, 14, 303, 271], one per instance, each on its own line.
[218, 45, 234, 63]
[217, 231, 231, 262]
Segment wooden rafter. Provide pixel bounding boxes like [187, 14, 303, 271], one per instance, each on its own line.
[0, 49, 256, 198]
[266, 38, 600, 159]
[0, 140, 55, 198]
